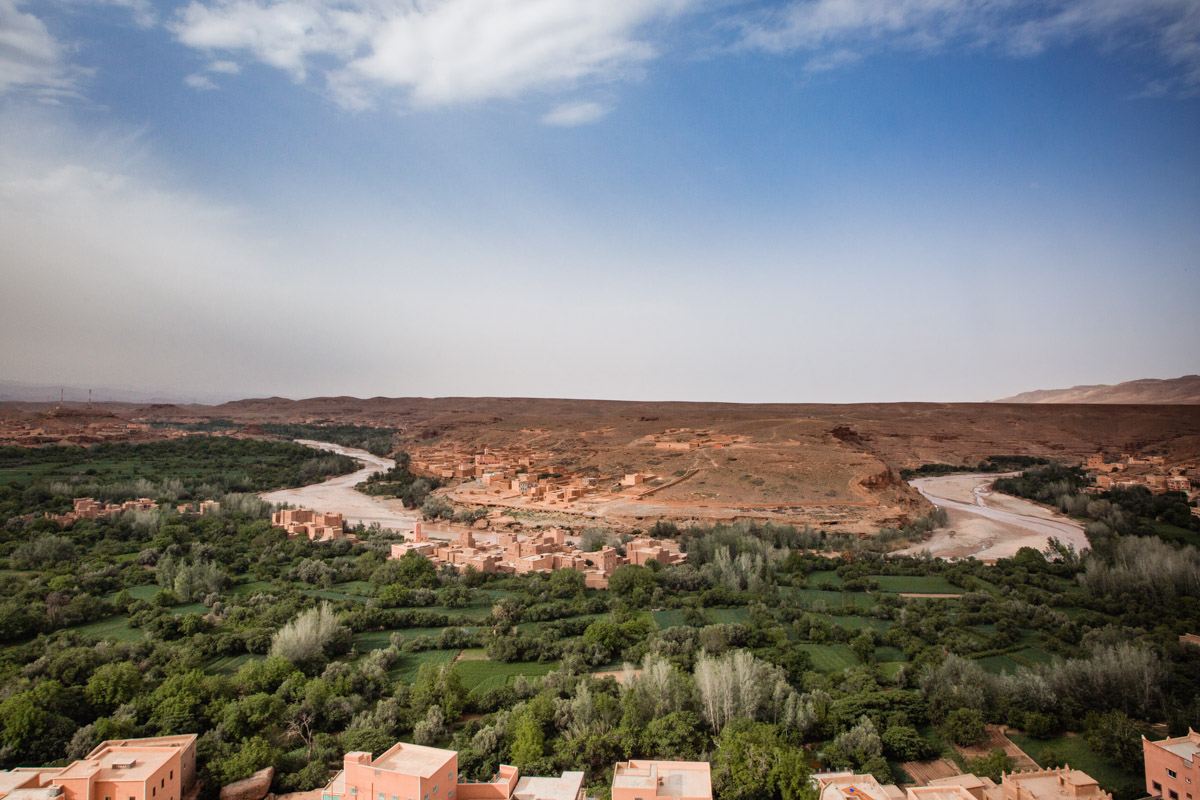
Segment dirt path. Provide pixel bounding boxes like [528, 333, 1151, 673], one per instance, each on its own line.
[896, 473, 1087, 562]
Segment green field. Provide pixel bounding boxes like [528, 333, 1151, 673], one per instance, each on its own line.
[976, 654, 1022, 674]
[454, 658, 561, 694]
[797, 643, 858, 672]
[229, 580, 276, 597]
[205, 653, 263, 675]
[1149, 521, 1200, 547]
[806, 570, 843, 588]
[652, 609, 689, 629]
[70, 615, 144, 642]
[707, 607, 752, 625]
[872, 575, 962, 594]
[830, 615, 892, 631]
[874, 645, 906, 663]
[387, 650, 459, 683]
[1006, 646, 1056, 666]
[783, 588, 877, 608]
[1009, 733, 1143, 796]
[171, 602, 209, 616]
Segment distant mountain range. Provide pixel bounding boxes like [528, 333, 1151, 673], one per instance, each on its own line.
[0, 379, 236, 405]
[997, 375, 1200, 404]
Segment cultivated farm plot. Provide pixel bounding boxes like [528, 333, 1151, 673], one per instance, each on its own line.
[387, 649, 459, 683]
[229, 580, 277, 597]
[874, 645, 906, 663]
[707, 607, 751, 625]
[171, 603, 209, 616]
[70, 615, 144, 642]
[205, 653, 263, 675]
[784, 588, 877, 609]
[652, 609, 689, 629]
[871, 575, 961, 594]
[806, 570, 843, 588]
[829, 615, 892, 632]
[976, 654, 1022, 674]
[1006, 646, 1055, 667]
[454, 659, 561, 694]
[797, 643, 858, 672]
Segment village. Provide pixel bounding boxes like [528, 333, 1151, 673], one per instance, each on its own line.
[408, 429, 750, 519]
[389, 523, 685, 589]
[0, 726, 1195, 800]
[1084, 453, 1199, 506]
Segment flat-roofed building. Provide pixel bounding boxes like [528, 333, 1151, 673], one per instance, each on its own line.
[1145, 730, 1200, 800]
[0, 735, 197, 800]
[324, 745, 457, 800]
[612, 760, 711, 800]
[999, 767, 1111, 800]
[813, 772, 906, 800]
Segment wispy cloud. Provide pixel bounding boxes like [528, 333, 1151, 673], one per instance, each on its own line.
[0, 0, 86, 99]
[542, 100, 612, 126]
[170, 0, 694, 110]
[739, 0, 1200, 91]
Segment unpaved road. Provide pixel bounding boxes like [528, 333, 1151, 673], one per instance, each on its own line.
[260, 441, 421, 533]
[896, 473, 1088, 561]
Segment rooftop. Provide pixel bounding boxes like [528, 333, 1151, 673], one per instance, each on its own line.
[513, 772, 585, 800]
[57, 744, 180, 783]
[370, 743, 456, 778]
[613, 761, 711, 798]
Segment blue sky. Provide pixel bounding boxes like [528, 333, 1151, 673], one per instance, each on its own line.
[1, 0, 1197, 403]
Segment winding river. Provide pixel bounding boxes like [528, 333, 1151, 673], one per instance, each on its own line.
[897, 472, 1088, 561]
[260, 440, 422, 532]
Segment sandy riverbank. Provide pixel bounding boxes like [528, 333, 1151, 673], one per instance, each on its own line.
[896, 473, 1088, 562]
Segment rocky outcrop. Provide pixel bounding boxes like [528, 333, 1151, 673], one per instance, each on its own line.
[219, 767, 274, 800]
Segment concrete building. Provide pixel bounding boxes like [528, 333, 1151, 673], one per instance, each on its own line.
[0, 735, 197, 800]
[321, 743, 583, 800]
[611, 761, 711, 800]
[815, 767, 1111, 800]
[1144, 730, 1200, 800]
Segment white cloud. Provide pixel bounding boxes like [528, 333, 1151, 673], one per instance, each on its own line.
[170, 0, 694, 108]
[542, 100, 611, 126]
[0, 0, 85, 97]
[207, 59, 240, 73]
[740, 0, 1200, 90]
[184, 72, 217, 89]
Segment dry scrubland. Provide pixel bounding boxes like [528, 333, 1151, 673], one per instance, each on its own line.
[5, 396, 1200, 533]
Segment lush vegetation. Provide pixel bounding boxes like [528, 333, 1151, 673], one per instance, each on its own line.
[1, 445, 1197, 800]
[258, 424, 399, 458]
[900, 455, 1050, 480]
[994, 464, 1200, 546]
[359, 451, 441, 508]
[0, 438, 356, 515]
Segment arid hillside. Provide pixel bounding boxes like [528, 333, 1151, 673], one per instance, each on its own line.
[6, 395, 1198, 533]
[997, 375, 1200, 405]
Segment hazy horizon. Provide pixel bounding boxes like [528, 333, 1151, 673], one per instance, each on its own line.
[2, 0, 1198, 404]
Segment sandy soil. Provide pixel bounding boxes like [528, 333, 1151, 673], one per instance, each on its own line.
[896, 473, 1088, 562]
[260, 441, 421, 533]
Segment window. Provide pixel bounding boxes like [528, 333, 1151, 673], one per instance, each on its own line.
[1170, 792, 1179, 800]
[1155, 783, 1163, 793]
[1170, 771, 1179, 779]
[161, 780, 165, 788]
[170, 772, 173, 780]
[350, 789, 357, 795]
[152, 788, 156, 797]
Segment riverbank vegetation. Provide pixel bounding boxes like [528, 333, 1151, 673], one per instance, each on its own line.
[994, 464, 1200, 546]
[899, 456, 1050, 480]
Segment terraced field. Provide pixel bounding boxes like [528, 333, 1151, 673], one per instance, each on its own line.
[454, 658, 561, 694]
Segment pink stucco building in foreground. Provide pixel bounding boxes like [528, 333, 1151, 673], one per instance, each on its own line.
[1144, 730, 1200, 800]
[322, 743, 583, 800]
[0, 735, 197, 800]
[610, 760, 712, 800]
